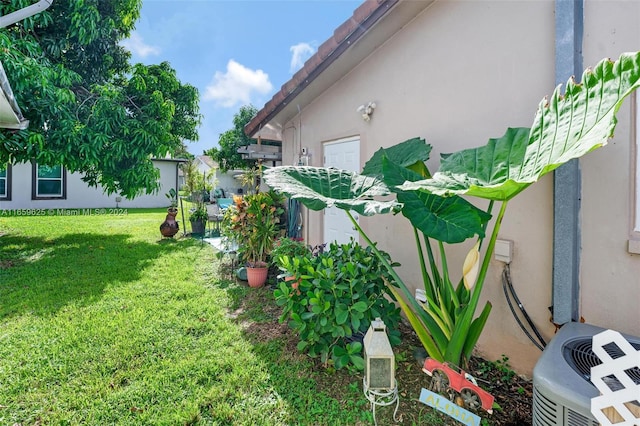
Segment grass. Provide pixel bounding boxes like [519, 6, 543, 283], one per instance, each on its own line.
[0, 210, 394, 425]
[0, 210, 531, 426]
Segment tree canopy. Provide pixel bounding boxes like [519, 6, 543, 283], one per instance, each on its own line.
[205, 105, 257, 172]
[0, 0, 201, 198]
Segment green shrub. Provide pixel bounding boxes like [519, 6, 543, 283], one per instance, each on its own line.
[274, 240, 402, 370]
[270, 237, 310, 270]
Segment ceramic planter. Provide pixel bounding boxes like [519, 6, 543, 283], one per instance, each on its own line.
[246, 265, 268, 288]
[190, 218, 206, 235]
[160, 208, 180, 238]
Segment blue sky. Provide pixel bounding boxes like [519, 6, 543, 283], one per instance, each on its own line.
[121, 0, 361, 155]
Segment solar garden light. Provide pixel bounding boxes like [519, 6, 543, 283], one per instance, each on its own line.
[363, 317, 399, 425]
[228, 250, 237, 279]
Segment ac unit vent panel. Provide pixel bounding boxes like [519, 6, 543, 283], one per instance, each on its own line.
[533, 322, 640, 426]
[562, 337, 640, 384]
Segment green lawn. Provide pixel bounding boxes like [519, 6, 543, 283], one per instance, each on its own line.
[0, 210, 377, 425]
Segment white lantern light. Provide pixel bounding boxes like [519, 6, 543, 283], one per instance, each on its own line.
[363, 318, 399, 425]
[364, 317, 395, 390]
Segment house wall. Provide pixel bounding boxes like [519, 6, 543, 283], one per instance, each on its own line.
[194, 158, 211, 176]
[280, 0, 639, 375]
[215, 170, 245, 197]
[580, 1, 640, 338]
[0, 160, 178, 210]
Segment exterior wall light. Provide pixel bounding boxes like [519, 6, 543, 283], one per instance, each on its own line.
[356, 101, 376, 121]
[363, 317, 399, 425]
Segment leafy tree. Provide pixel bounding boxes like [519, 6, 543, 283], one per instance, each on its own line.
[205, 105, 257, 172]
[0, 0, 202, 198]
[174, 141, 194, 161]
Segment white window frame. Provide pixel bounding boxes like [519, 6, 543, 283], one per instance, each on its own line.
[33, 163, 65, 199]
[0, 163, 9, 200]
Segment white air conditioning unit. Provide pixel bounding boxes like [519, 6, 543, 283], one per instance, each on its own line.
[533, 322, 640, 426]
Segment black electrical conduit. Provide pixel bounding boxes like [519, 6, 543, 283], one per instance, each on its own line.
[502, 263, 547, 351]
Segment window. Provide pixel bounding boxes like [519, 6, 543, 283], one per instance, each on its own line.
[0, 163, 10, 200]
[32, 164, 66, 199]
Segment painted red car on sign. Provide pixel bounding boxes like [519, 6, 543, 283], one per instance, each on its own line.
[423, 358, 495, 414]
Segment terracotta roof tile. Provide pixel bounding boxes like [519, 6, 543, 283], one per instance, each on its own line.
[303, 53, 323, 74]
[317, 36, 339, 60]
[263, 98, 278, 115]
[292, 65, 310, 85]
[334, 17, 359, 44]
[272, 90, 286, 107]
[281, 77, 298, 96]
[354, 0, 383, 22]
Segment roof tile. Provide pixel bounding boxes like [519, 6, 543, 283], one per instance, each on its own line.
[334, 17, 359, 44]
[281, 77, 298, 96]
[353, 0, 382, 23]
[317, 36, 340, 60]
[303, 53, 323, 73]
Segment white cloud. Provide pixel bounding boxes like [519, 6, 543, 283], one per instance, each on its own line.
[121, 32, 161, 58]
[203, 60, 273, 108]
[289, 42, 315, 73]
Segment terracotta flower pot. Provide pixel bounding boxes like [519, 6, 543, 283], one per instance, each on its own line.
[246, 265, 268, 288]
[285, 275, 301, 295]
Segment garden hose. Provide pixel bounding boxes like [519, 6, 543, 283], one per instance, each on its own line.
[502, 263, 547, 351]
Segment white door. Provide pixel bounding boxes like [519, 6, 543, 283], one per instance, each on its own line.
[323, 138, 360, 245]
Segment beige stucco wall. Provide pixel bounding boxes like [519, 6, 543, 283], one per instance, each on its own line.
[279, 0, 639, 375]
[580, 1, 640, 338]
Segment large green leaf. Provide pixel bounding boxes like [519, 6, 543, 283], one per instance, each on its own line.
[462, 301, 492, 363]
[388, 285, 444, 362]
[382, 157, 491, 243]
[262, 166, 399, 216]
[401, 52, 640, 200]
[362, 137, 432, 178]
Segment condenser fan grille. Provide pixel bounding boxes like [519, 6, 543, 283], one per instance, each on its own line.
[563, 338, 640, 385]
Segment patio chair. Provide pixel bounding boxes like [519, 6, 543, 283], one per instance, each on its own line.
[206, 202, 223, 237]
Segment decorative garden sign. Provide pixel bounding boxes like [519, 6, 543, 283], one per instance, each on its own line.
[419, 388, 481, 426]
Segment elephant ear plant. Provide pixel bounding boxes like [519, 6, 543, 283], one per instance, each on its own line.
[263, 52, 640, 368]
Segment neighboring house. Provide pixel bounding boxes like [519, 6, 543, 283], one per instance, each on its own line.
[193, 154, 216, 177]
[0, 158, 184, 210]
[246, 0, 640, 374]
[192, 154, 251, 197]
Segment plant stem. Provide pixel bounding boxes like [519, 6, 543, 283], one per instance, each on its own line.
[478, 200, 494, 251]
[413, 227, 434, 300]
[471, 201, 509, 314]
[423, 234, 442, 290]
[346, 212, 422, 318]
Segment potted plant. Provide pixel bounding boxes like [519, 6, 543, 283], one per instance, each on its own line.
[222, 191, 284, 287]
[188, 193, 208, 235]
[160, 188, 180, 238]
